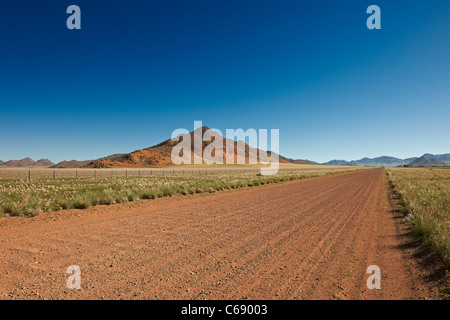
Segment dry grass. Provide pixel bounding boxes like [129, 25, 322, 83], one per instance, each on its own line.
[387, 167, 450, 265]
[0, 167, 361, 217]
[0, 164, 353, 179]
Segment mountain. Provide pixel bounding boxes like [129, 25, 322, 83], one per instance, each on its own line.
[3, 157, 36, 167]
[349, 156, 416, 167]
[322, 156, 415, 167]
[50, 154, 127, 168]
[406, 156, 447, 167]
[86, 126, 292, 168]
[97, 154, 126, 161]
[421, 153, 450, 165]
[286, 158, 317, 165]
[33, 159, 55, 167]
[322, 160, 351, 166]
[0, 158, 54, 167]
[322, 154, 448, 167]
[51, 160, 93, 168]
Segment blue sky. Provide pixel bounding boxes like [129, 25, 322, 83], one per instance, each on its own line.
[0, 0, 449, 163]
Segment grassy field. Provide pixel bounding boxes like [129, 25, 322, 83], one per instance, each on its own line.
[386, 167, 450, 265]
[0, 163, 351, 179]
[0, 166, 360, 217]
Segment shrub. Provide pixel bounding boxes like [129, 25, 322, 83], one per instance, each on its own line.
[72, 201, 90, 210]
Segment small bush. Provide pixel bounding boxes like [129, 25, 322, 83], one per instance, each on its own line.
[72, 201, 90, 210]
[162, 188, 173, 197]
[99, 198, 113, 205]
[3, 204, 21, 216]
[141, 193, 154, 200]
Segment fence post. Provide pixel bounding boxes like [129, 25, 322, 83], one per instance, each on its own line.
[138, 170, 141, 177]
[53, 170, 56, 180]
[28, 170, 31, 182]
[76, 170, 78, 179]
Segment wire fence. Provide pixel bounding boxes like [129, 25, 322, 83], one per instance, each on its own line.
[0, 167, 337, 180]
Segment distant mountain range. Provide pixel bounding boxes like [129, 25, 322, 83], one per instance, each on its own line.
[421, 153, 450, 163]
[50, 154, 127, 168]
[322, 154, 450, 167]
[1, 146, 448, 170]
[50, 160, 93, 168]
[407, 156, 448, 167]
[285, 158, 317, 165]
[0, 158, 54, 168]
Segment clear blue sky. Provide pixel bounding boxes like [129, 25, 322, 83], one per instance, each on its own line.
[1, 0, 449, 163]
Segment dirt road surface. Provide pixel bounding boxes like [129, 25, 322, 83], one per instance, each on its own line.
[0, 168, 442, 299]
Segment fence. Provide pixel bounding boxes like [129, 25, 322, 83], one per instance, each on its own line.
[0, 167, 342, 180]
